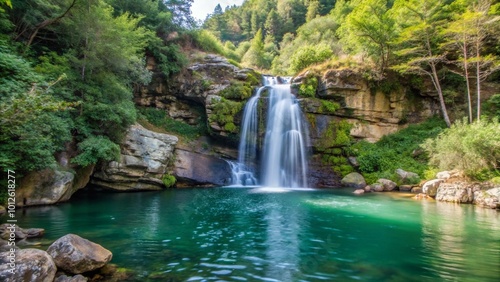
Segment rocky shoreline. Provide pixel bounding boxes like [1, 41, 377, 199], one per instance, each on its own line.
[343, 169, 500, 209]
[0, 224, 126, 282]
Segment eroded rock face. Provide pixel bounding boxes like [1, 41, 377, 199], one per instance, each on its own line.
[17, 169, 74, 207]
[435, 182, 480, 203]
[47, 234, 112, 274]
[296, 69, 439, 143]
[422, 179, 444, 197]
[92, 124, 178, 191]
[0, 249, 56, 282]
[174, 148, 232, 187]
[135, 54, 259, 139]
[473, 187, 500, 209]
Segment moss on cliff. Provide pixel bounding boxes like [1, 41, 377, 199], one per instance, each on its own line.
[209, 97, 243, 134]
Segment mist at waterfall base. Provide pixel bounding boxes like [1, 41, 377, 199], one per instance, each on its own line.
[229, 76, 310, 188]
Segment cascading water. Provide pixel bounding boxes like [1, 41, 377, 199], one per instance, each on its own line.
[229, 75, 310, 188]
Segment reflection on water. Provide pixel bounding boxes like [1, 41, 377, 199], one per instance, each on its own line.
[421, 200, 500, 281]
[2, 188, 499, 281]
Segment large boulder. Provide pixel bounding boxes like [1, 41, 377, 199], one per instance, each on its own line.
[47, 234, 112, 274]
[341, 172, 366, 189]
[473, 187, 500, 209]
[435, 182, 480, 203]
[422, 179, 444, 197]
[378, 178, 397, 191]
[0, 249, 56, 282]
[92, 123, 178, 191]
[395, 169, 420, 184]
[16, 165, 94, 207]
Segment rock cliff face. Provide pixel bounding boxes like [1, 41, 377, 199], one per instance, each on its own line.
[293, 69, 440, 186]
[16, 165, 94, 207]
[135, 54, 260, 140]
[295, 69, 440, 143]
[92, 124, 178, 191]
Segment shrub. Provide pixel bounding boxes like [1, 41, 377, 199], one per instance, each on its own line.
[298, 75, 318, 98]
[422, 119, 500, 179]
[72, 136, 120, 166]
[320, 100, 340, 114]
[352, 117, 446, 182]
[162, 174, 176, 188]
[138, 107, 207, 140]
[289, 44, 333, 74]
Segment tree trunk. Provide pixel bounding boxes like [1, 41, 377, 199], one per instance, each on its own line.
[430, 62, 452, 127]
[25, 0, 77, 49]
[462, 34, 472, 123]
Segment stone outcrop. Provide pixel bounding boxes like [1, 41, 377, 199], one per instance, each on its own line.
[135, 54, 260, 139]
[174, 147, 232, 187]
[435, 182, 480, 203]
[422, 179, 444, 197]
[295, 69, 439, 143]
[16, 165, 94, 207]
[92, 123, 178, 191]
[47, 234, 112, 274]
[0, 249, 57, 282]
[474, 188, 500, 209]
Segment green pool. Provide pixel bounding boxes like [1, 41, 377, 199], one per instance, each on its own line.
[5, 187, 500, 281]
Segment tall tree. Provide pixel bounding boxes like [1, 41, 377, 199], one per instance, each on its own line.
[338, 0, 396, 74]
[392, 0, 452, 127]
[306, 0, 321, 21]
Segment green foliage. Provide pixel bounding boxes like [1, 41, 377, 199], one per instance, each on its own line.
[320, 100, 340, 114]
[289, 44, 333, 74]
[242, 29, 267, 69]
[192, 30, 239, 61]
[219, 81, 254, 100]
[352, 117, 447, 182]
[318, 120, 353, 150]
[72, 136, 120, 167]
[209, 97, 243, 134]
[484, 94, 500, 119]
[162, 174, 176, 188]
[338, 0, 395, 73]
[422, 119, 500, 179]
[0, 44, 74, 172]
[138, 107, 207, 140]
[298, 76, 318, 98]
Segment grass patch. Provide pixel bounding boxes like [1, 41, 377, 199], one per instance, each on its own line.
[137, 107, 207, 140]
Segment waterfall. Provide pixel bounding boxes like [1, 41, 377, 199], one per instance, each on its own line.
[229, 75, 310, 188]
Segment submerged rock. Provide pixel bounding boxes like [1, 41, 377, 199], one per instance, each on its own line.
[47, 234, 112, 274]
[341, 172, 366, 189]
[55, 274, 88, 282]
[353, 189, 365, 195]
[0, 249, 56, 282]
[0, 224, 44, 240]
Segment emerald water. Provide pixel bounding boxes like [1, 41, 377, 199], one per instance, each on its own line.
[5, 187, 500, 281]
